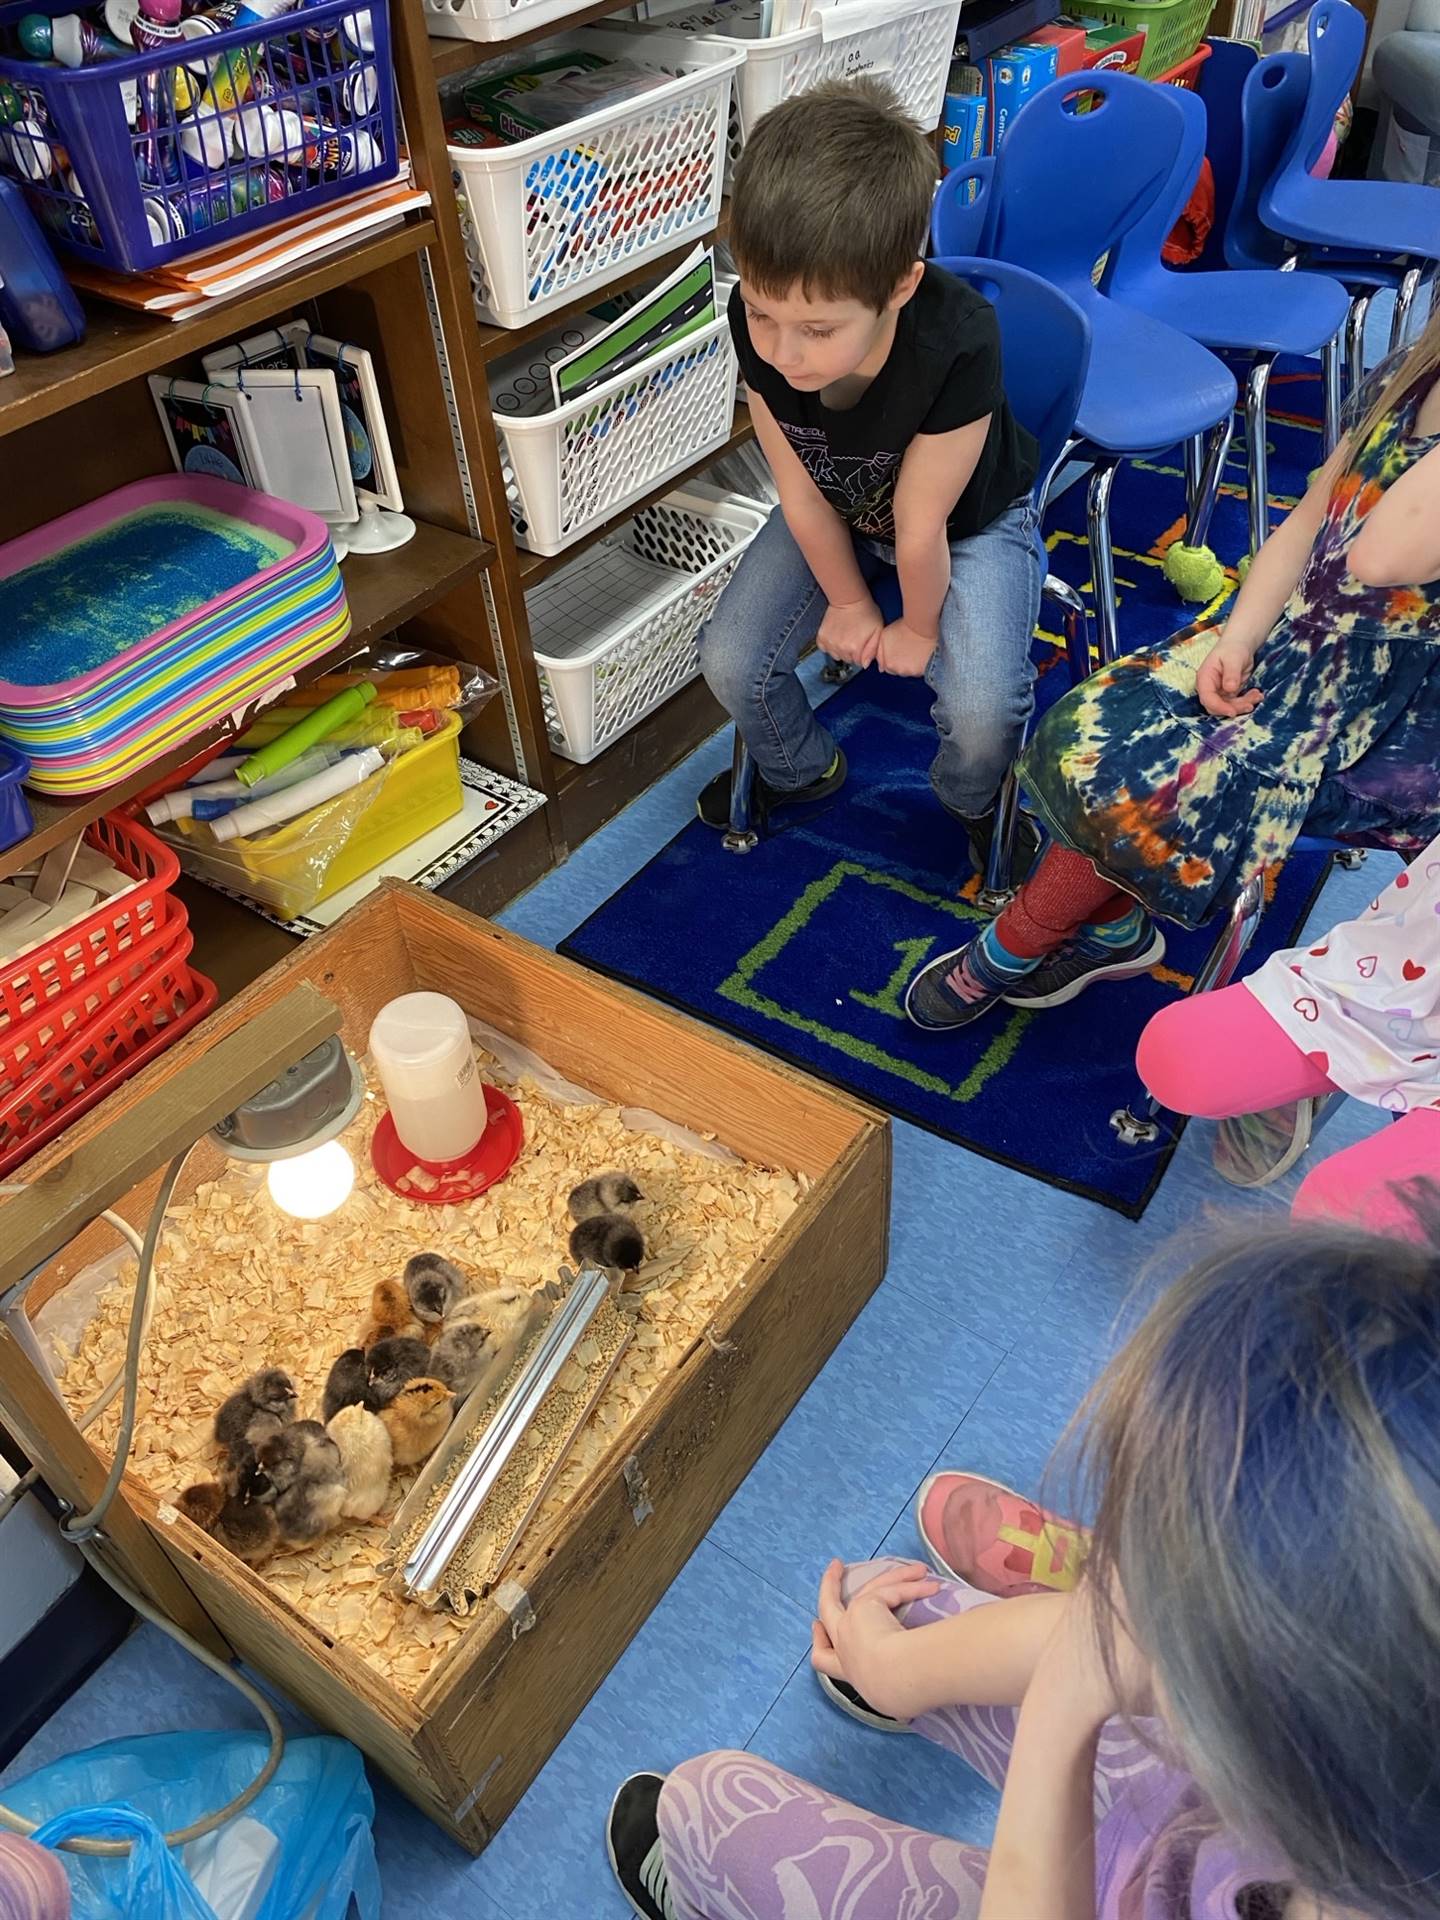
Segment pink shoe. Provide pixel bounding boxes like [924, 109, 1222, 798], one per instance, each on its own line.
[916, 1472, 1089, 1598]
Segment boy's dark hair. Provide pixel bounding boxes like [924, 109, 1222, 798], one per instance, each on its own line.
[729, 79, 938, 312]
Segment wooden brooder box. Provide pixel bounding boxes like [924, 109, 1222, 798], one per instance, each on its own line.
[0, 882, 890, 1852]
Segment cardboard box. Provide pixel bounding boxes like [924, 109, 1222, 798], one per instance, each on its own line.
[987, 38, 1059, 151]
[942, 89, 988, 176]
[1029, 19, 1089, 71]
[1081, 21, 1147, 71]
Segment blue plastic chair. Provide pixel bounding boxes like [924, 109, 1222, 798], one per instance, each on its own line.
[1102, 83, 1350, 560]
[938, 73, 1239, 668]
[1237, 5, 1440, 386]
[723, 257, 1093, 909]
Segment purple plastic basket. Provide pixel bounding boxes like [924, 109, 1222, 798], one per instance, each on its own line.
[0, 0, 397, 274]
[0, 741, 33, 852]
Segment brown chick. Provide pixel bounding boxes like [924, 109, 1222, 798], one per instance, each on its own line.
[358, 1275, 423, 1351]
[175, 1480, 279, 1567]
[378, 1377, 453, 1467]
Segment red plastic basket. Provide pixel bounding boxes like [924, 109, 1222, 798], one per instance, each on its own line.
[0, 938, 217, 1176]
[1157, 42, 1212, 88]
[0, 892, 192, 1104]
[0, 813, 180, 1038]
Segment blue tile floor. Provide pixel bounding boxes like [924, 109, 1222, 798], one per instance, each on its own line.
[3, 293, 1409, 1914]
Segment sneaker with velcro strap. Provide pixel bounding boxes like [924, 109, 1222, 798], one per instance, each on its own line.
[1001, 922, 1166, 1009]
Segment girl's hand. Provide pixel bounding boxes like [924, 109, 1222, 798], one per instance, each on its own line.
[1196, 629, 1263, 718]
[811, 1559, 941, 1711]
[818, 597, 884, 667]
[877, 619, 939, 678]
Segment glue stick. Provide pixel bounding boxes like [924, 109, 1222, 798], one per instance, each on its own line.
[236, 682, 375, 788]
[210, 747, 384, 843]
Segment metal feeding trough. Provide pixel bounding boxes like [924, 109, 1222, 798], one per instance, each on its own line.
[387, 1264, 630, 1606]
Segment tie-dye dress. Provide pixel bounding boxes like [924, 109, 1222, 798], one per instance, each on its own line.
[1019, 377, 1440, 931]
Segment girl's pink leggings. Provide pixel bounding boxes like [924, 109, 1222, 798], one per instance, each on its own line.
[1137, 983, 1440, 1239]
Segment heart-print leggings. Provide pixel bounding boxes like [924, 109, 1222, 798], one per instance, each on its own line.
[1138, 981, 1440, 1240]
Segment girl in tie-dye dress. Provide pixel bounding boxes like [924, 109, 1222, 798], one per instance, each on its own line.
[904, 323, 1440, 1034]
[608, 1206, 1440, 1920]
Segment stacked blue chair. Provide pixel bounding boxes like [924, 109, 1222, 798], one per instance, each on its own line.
[934, 72, 1239, 668]
[1230, 1, 1440, 392]
[1101, 82, 1350, 562]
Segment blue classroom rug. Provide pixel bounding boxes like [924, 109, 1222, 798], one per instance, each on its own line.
[559, 363, 1335, 1218]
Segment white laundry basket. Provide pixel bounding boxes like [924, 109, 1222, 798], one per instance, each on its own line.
[630, 2, 962, 161]
[494, 312, 740, 553]
[529, 487, 770, 762]
[446, 29, 742, 328]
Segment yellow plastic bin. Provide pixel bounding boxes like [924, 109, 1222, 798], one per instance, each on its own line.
[176, 713, 464, 920]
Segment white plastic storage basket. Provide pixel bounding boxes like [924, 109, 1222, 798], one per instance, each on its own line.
[644, 0, 963, 161]
[427, 0, 587, 45]
[529, 486, 769, 762]
[447, 30, 742, 328]
[494, 313, 740, 553]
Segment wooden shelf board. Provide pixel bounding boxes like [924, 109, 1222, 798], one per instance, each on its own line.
[555, 673, 725, 848]
[472, 204, 730, 365]
[517, 402, 753, 585]
[0, 517, 492, 884]
[0, 217, 437, 443]
[430, 0, 649, 77]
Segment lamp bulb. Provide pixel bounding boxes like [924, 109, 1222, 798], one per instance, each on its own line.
[265, 1140, 355, 1220]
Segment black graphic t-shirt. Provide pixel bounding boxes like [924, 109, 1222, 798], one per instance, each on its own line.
[729, 265, 1038, 543]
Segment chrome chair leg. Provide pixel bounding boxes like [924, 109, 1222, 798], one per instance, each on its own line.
[1244, 356, 1274, 562]
[1345, 290, 1372, 397]
[820, 660, 857, 686]
[1086, 460, 1121, 668]
[1186, 413, 1233, 554]
[722, 731, 759, 854]
[1390, 264, 1423, 352]
[1047, 573, 1092, 685]
[977, 768, 1022, 915]
[1183, 434, 1204, 520]
[1321, 330, 1343, 460]
[1110, 869, 1267, 1148]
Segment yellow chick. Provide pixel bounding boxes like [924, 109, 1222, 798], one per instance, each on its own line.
[327, 1404, 394, 1521]
[379, 1377, 454, 1468]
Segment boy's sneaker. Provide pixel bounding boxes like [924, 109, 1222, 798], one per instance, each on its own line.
[904, 942, 1006, 1031]
[607, 1774, 679, 1920]
[916, 1471, 1089, 1597]
[957, 807, 1042, 890]
[1000, 922, 1166, 1009]
[816, 1670, 912, 1734]
[696, 750, 847, 831]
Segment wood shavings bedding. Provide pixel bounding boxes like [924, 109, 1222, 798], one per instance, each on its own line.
[49, 1046, 807, 1696]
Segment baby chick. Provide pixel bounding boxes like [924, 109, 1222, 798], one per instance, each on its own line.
[569, 1212, 646, 1273]
[429, 1286, 536, 1399]
[213, 1368, 297, 1462]
[255, 1420, 346, 1545]
[175, 1480, 279, 1568]
[358, 1275, 422, 1351]
[403, 1251, 468, 1329]
[326, 1404, 394, 1521]
[366, 1334, 431, 1407]
[378, 1377, 453, 1467]
[567, 1173, 643, 1223]
[322, 1347, 377, 1423]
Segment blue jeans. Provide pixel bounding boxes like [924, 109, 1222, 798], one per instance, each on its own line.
[700, 499, 1045, 818]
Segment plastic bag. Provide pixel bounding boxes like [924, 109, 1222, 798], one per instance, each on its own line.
[5, 1732, 380, 1920]
[153, 644, 497, 920]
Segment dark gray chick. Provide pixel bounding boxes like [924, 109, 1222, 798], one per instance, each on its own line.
[403, 1251, 468, 1328]
[366, 1334, 431, 1407]
[213, 1368, 297, 1461]
[567, 1173, 643, 1223]
[569, 1212, 646, 1272]
[255, 1420, 345, 1545]
[429, 1287, 535, 1399]
[322, 1347, 377, 1423]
